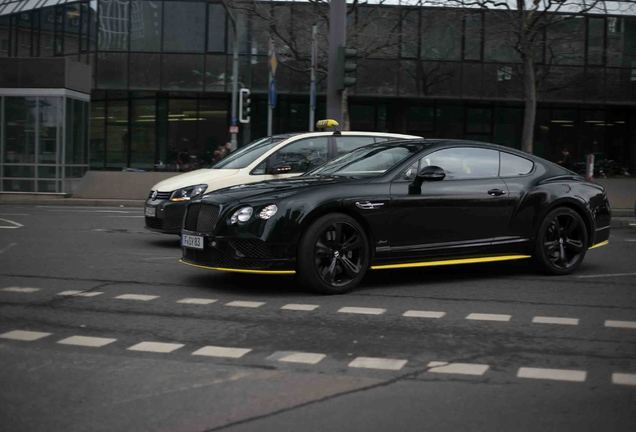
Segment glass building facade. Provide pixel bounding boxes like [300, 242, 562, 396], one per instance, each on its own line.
[1, 0, 635, 177]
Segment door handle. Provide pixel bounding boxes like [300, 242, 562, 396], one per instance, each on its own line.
[487, 188, 506, 196]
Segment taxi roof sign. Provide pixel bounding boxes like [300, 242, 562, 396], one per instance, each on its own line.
[315, 119, 339, 130]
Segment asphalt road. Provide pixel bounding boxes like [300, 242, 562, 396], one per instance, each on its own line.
[0, 204, 635, 432]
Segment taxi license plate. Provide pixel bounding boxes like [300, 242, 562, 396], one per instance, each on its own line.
[145, 206, 156, 217]
[182, 234, 204, 250]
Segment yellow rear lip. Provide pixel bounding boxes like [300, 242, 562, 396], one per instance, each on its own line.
[370, 254, 532, 270]
[179, 259, 296, 275]
[588, 240, 609, 249]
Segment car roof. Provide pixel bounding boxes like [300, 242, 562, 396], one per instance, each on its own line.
[271, 131, 421, 140]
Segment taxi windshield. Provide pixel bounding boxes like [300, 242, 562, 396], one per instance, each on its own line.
[308, 144, 421, 178]
[212, 137, 285, 169]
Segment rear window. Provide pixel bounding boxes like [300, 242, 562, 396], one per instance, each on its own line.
[500, 152, 534, 176]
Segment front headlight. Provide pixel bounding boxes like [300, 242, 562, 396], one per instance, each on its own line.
[230, 206, 253, 224]
[170, 184, 207, 202]
[258, 204, 278, 220]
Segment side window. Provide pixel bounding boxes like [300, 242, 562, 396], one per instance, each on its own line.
[500, 152, 533, 176]
[421, 147, 499, 180]
[335, 136, 378, 156]
[266, 137, 329, 174]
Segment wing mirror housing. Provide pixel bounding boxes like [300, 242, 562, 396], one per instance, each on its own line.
[269, 164, 293, 174]
[417, 165, 446, 181]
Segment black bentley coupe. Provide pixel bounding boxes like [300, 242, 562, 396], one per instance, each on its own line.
[180, 139, 611, 294]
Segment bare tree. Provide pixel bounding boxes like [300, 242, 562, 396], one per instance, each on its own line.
[420, 0, 607, 153]
[230, 0, 405, 130]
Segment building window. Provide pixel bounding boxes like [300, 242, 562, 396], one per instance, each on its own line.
[163, 1, 205, 52]
[207, 2, 226, 53]
[130, 0, 162, 52]
[98, 0, 129, 51]
[421, 10, 462, 61]
[463, 12, 482, 61]
[587, 17, 605, 66]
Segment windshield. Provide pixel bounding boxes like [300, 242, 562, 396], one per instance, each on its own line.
[212, 137, 285, 169]
[308, 144, 422, 178]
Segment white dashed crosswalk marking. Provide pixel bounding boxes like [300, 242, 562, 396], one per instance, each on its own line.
[427, 361, 490, 376]
[268, 351, 326, 365]
[612, 373, 636, 386]
[466, 313, 511, 322]
[0, 330, 51, 341]
[1, 287, 40, 293]
[225, 300, 265, 308]
[348, 357, 407, 370]
[57, 290, 104, 298]
[115, 294, 159, 301]
[532, 316, 579, 326]
[177, 298, 217, 305]
[338, 307, 386, 315]
[192, 345, 252, 359]
[281, 303, 320, 311]
[127, 341, 184, 353]
[517, 367, 586, 382]
[403, 310, 446, 319]
[57, 336, 116, 347]
[605, 320, 636, 329]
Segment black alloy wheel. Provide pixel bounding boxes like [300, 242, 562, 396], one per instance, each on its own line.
[298, 213, 370, 294]
[535, 207, 588, 275]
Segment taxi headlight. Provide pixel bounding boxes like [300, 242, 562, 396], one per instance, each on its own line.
[258, 204, 278, 220]
[230, 206, 253, 224]
[169, 184, 207, 202]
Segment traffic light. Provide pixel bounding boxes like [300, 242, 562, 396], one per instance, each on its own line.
[335, 46, 357, 90]
[239, 88, 251, 124]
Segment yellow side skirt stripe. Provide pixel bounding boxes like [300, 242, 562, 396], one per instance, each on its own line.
[588, 240, 609, 249]
[370, 255, 532, 270]
[179, 259, 296, 275]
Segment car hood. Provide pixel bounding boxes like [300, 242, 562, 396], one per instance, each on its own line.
[152, 168, 241, 192]
[201, 175, 351, 204]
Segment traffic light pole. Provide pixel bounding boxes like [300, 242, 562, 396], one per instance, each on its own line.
[222, 1, 239, 151]
[327, 0, 346, 124]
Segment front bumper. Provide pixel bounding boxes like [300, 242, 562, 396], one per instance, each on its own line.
[144, 198, 188, 234]
[180, 230, 296, 273]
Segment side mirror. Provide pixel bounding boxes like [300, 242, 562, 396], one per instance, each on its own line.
[270, 164, 293, 174]
[417, 165, 446, 181]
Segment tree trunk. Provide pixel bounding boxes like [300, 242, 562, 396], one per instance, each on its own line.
[341, 88, 351, 131]
[521, 54, 537, 154]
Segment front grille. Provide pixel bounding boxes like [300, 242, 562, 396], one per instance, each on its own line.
[145, 217, 163, 229]
[229, 239, 273, 259]
[149, 190, 172, 200]
[184, 203, 219, 232]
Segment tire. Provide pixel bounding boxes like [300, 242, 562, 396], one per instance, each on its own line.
[534, 207, 588, 275]
[297, 213, 370, 294]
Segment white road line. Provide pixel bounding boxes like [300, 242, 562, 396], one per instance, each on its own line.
[348, 357, 407, 371]
[57, 290, 104, 298]
[0, 330, 51, 341]
[44, 209, 134, 213]
[0, 242, 17, 254]
[577, 272, 636, 279]
[57, 336, 117, 347]
[225, 300, 265, 308]
[106, 215, 145, 218]
[0, 218, 23, 229]
[427, 361, 490, 376]
[403, 310, 446, 319]
[177, 298, 218, 305]
[127, 341, 184, 353]
[192, 345, 252, 359]
[532, 316, 579, 326]
[625, 239, 636, 242]
[338, 306, 386, 315]
[466, 313, 511, 322]
[517, 367, 586, 382]
[605, 320, 636, 329]
[1, 287, 40, 293]
[115, 294, 159, 301]
[0, 213, 30, 216]
[612, 373, 636, 386]
[629, 223, 636, 227]
[281, 303, 320, 311]
[267, 351, 326, 365]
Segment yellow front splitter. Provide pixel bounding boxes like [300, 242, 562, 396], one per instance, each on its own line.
[370, 254, 532, 270]
[179, 259, 296, 275]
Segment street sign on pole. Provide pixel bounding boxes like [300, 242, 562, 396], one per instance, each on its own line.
[269, 79, 277, 109]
